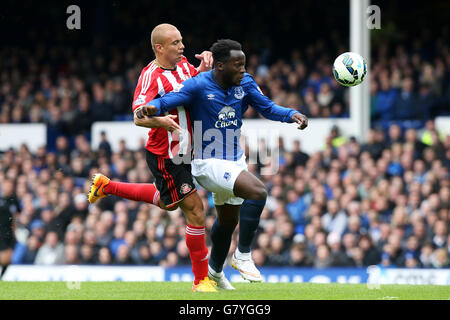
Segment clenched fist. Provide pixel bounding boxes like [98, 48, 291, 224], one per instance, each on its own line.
[292, 113, 308, 130]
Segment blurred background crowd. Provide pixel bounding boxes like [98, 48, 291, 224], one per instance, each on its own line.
[1, 2, 449, 151]
[0, 0, 449, 269]
[1, 120, 449, 268]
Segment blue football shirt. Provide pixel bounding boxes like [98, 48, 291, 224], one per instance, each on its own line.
[147, 70, 299, 161]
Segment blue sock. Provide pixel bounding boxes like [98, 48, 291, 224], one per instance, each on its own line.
[238, 199, 266, 253]
[209, 218, 235, 273]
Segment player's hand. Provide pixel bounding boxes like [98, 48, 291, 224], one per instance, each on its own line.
[195, 51, 213, 72]
[159, 114, 182, 134]
[292, 112, 308, 130]
[134, 105, 158, 119]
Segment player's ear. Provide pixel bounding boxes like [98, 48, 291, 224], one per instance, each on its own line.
[154, 43, 163, 54]
[216, 61, 224, 71]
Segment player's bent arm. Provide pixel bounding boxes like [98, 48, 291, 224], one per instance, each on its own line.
[133, 113, 162, 128]
[134, 112, 181, 133]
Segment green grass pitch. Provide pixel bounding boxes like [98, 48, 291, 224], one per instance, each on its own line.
[0, 282, 449, 300]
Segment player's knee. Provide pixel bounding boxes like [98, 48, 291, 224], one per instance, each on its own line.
[253, 187, 267, 201]
[187, 209, 205, 226]
[181, 196, 205, 226]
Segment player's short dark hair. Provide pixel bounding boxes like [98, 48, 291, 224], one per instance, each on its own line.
[210, 39, 242, 65]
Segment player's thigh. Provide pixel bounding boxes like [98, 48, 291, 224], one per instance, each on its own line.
[233, 170, 267, 201]
[192, 158, 245, 196]
[216, 204, 240, 228]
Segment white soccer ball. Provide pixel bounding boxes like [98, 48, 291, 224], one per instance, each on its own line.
[333, 52, 367, 87]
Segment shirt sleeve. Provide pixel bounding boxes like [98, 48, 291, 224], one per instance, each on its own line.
[243, 75, 299, 123]
[186, 60, 200, 77]
[131, 71, 160, 112]
[146, 77, 198, 116]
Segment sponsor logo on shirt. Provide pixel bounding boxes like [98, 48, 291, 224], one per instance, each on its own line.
[215, 106, 237, 128]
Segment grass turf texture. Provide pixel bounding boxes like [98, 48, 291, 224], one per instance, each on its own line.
[0, 282, 449, 300]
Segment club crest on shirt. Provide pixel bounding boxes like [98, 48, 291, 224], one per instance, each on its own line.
[234, 86, 245, 99]
[223, 172, 231, 181]
[180, 183, 192, 195]
[215, 106, 237, 128]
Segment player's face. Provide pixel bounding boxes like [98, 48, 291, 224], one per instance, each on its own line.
[162, 29, 185, 65]
[224, 50, 246, 86]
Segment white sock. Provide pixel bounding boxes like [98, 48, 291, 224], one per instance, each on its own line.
[234, 248, 251, 260]
[208, 264, 223, 277]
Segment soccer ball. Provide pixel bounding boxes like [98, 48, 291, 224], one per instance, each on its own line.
[333, 52, 367, 87]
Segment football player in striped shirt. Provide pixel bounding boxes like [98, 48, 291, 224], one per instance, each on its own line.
[88, 24, 218, 292]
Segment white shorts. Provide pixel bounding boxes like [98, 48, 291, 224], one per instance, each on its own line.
[191, 155, 247, 206]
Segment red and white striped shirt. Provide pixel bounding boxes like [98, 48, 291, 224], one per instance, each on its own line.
[132, 56, 198, 158]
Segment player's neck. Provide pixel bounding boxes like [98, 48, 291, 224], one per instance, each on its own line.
[154, 57, 176, 70]
[212, 69, 232, 90]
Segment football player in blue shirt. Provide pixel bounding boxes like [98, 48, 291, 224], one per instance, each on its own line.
[135, 39, 308, 289]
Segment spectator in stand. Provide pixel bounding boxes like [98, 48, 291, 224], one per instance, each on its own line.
[374, 75, 398, 121]
[288, 243, 314, 267]
[34, 231, 65, 265]
[97, 247, 112, 265]
[358, 234, 381, 266]
[290, 140, 310, 168]
[314, 244, 333, 269]
[431, 248, 449, 268]
[393, 77, 418, 120]
[432, 220, 448, 249]
[98, 131, 112, 159]
[322, 199, 347, 237]
[80, 244, 96, 264]
[327, 232, 351, 266]
[21, 235, 41, 264]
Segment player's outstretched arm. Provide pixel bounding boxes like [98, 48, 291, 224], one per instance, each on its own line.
[244, 75, 301, 123]
[134, 112, 182, 133]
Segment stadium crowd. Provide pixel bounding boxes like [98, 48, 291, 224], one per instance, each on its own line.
[1, 119, 449, 269]
[1, 26, 449, 148]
